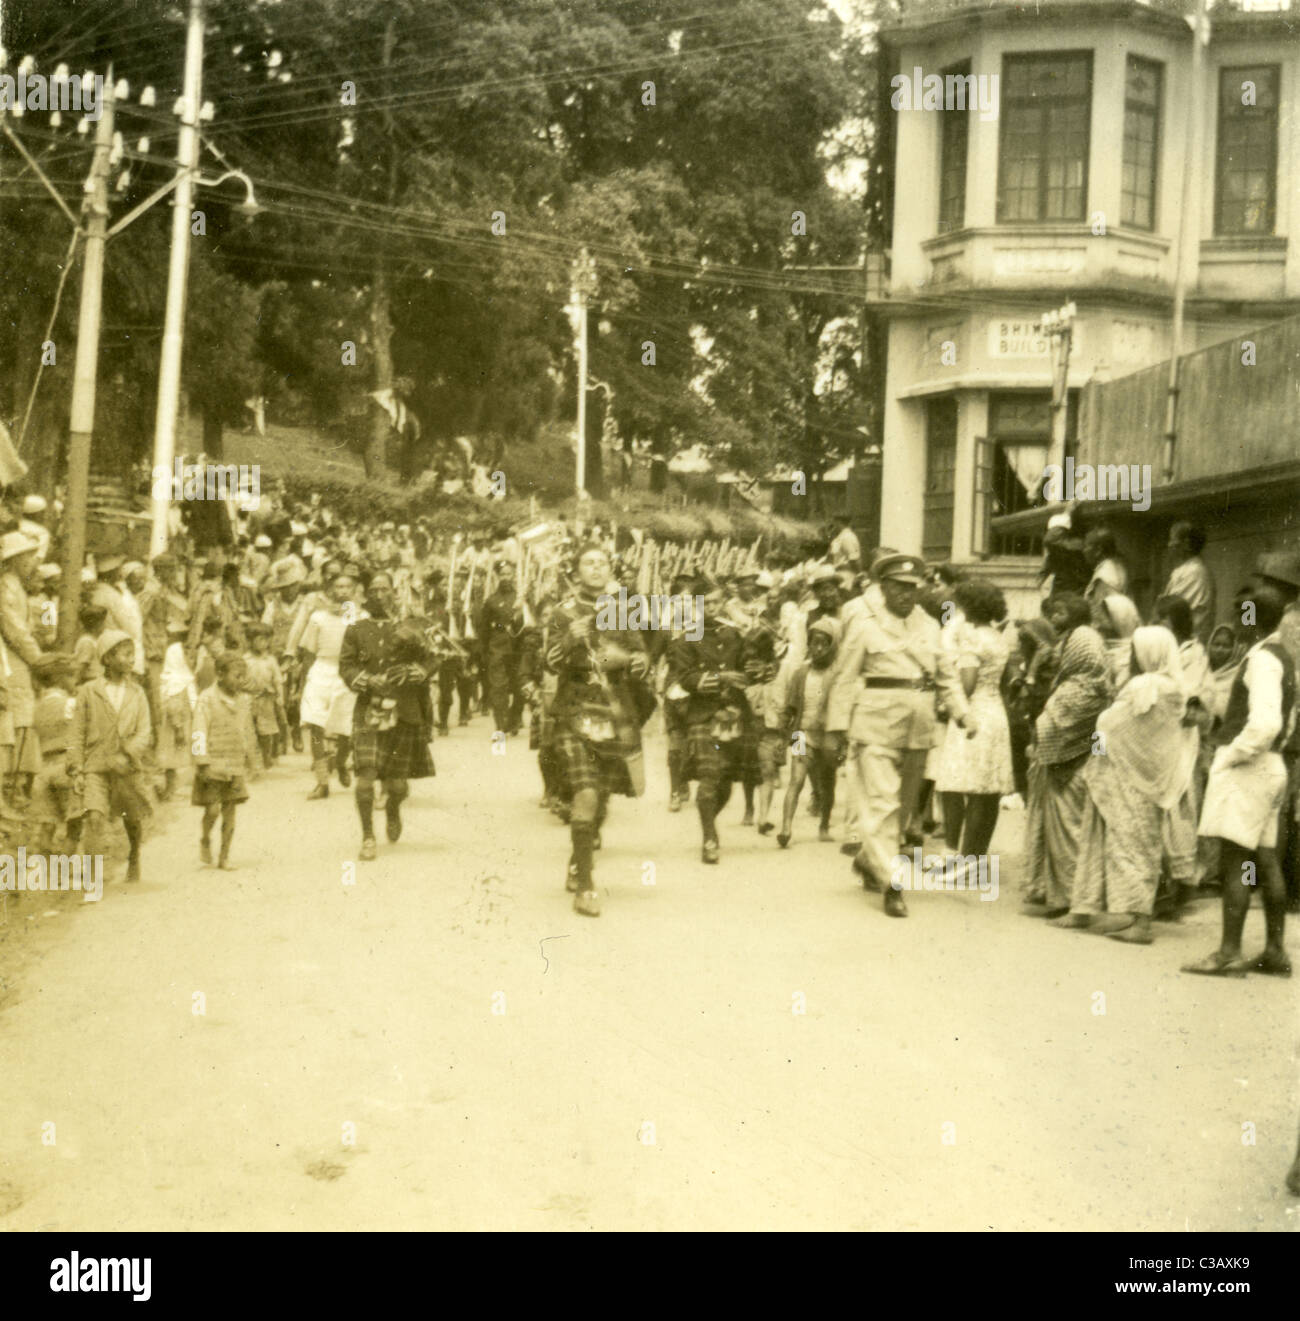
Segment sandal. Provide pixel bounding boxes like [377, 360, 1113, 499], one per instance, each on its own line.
[1048, 913, 1091, 929]
[1181, 952, 1249, 977]
[1108, 924, 1153, 945]
[573, 888, 601, 917]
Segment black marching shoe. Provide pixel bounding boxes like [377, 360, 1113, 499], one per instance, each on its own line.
[851, 853, 882, 892]
[883, 890, 908, 918]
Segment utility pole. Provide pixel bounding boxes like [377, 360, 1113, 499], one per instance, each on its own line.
[57, 72, 115, 649]
[1163, 0, 1210, 483]
[149, 0, 205, 558]
[571, 247, 597, 499]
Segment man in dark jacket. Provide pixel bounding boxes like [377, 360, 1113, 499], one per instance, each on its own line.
[339, 571, 435, 860]
[667, 593, 751, 865]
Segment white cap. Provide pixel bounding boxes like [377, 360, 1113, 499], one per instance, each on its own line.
[22, 494, 47, 515]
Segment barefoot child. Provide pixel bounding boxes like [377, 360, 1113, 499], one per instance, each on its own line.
[777, 617, 841, 848]
[68, 630, 152, 897]
[243, 623, 285, 768]
[29, 653, 78, 854]
[192, 652, 257, 869]
[156, 619, 197, 801]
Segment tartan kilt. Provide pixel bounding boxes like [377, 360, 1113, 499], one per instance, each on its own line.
[352, 720, 435, 781]
[552, 726, 634, 798]
[685, 725, 746, 788]
[737, 714, 763, 787]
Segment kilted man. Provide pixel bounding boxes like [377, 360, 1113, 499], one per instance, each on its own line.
[825, 554, 962, 918]
[658, 572, 701, 812]
[668, 590, 752, 864]
[339, 571, 436, 860]
[1184, 583, 1295, 977]
[545, 543, 653, 916]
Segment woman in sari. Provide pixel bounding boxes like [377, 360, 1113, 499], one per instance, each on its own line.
[1193, 624, 1246, 892]
[1094, 593, 1141, 690]
[1052, 627, 1199, 944]
[1023, 594, 1112, 917]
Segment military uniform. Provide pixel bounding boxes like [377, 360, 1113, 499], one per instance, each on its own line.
[545, 590, 652, 913]
[667, 619, 750, 861]
[826, 556, 960, 912]
[478, 586, 526, 734]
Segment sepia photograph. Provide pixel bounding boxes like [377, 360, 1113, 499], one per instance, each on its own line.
[0, 0, 1296, 1269]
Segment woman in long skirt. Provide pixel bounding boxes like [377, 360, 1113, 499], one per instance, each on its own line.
[1023, 594, 1112, 917]
[1053, 626, 1198, 944]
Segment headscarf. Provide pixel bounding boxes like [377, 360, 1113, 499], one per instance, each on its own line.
[1204, 624, 1244, 724]
[1101, 593, 1140, 688]
[1092, 625, 1196, 810]
[1035, 624, 1111, 765]
[1125, 625, 1184, 715]
[1101, 593, 1140, 639]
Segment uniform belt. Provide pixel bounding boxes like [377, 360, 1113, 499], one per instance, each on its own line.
[861, 676, 934, 691]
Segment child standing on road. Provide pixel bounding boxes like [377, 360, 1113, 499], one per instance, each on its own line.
[157, 619, 197, 801]
[243, 623, 285, 768]
[68, 630, 153, 897]
[777, 617, 841, 848]
[192, 652, 257, 870]
[29, 653, 78, 854]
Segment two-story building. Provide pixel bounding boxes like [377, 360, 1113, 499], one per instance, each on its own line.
[874, 0, 1300, 615]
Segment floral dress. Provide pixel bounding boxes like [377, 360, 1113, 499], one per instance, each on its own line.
[935, 622, 1015, 796]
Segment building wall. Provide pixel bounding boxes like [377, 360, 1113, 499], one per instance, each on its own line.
[879, 3, 1300, 580]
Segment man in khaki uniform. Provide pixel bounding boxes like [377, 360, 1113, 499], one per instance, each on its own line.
[826, 553, 964, 917]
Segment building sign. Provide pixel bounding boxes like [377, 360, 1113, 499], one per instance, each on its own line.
[987, 319, 1084, 359]
[992, 247, 1085, 278]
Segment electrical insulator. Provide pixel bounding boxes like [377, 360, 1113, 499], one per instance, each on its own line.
[140, 86, 156, 107]
[50, 111, 62, 127]
[199, 101, 215, 121]
[114, 79, 129, 100]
